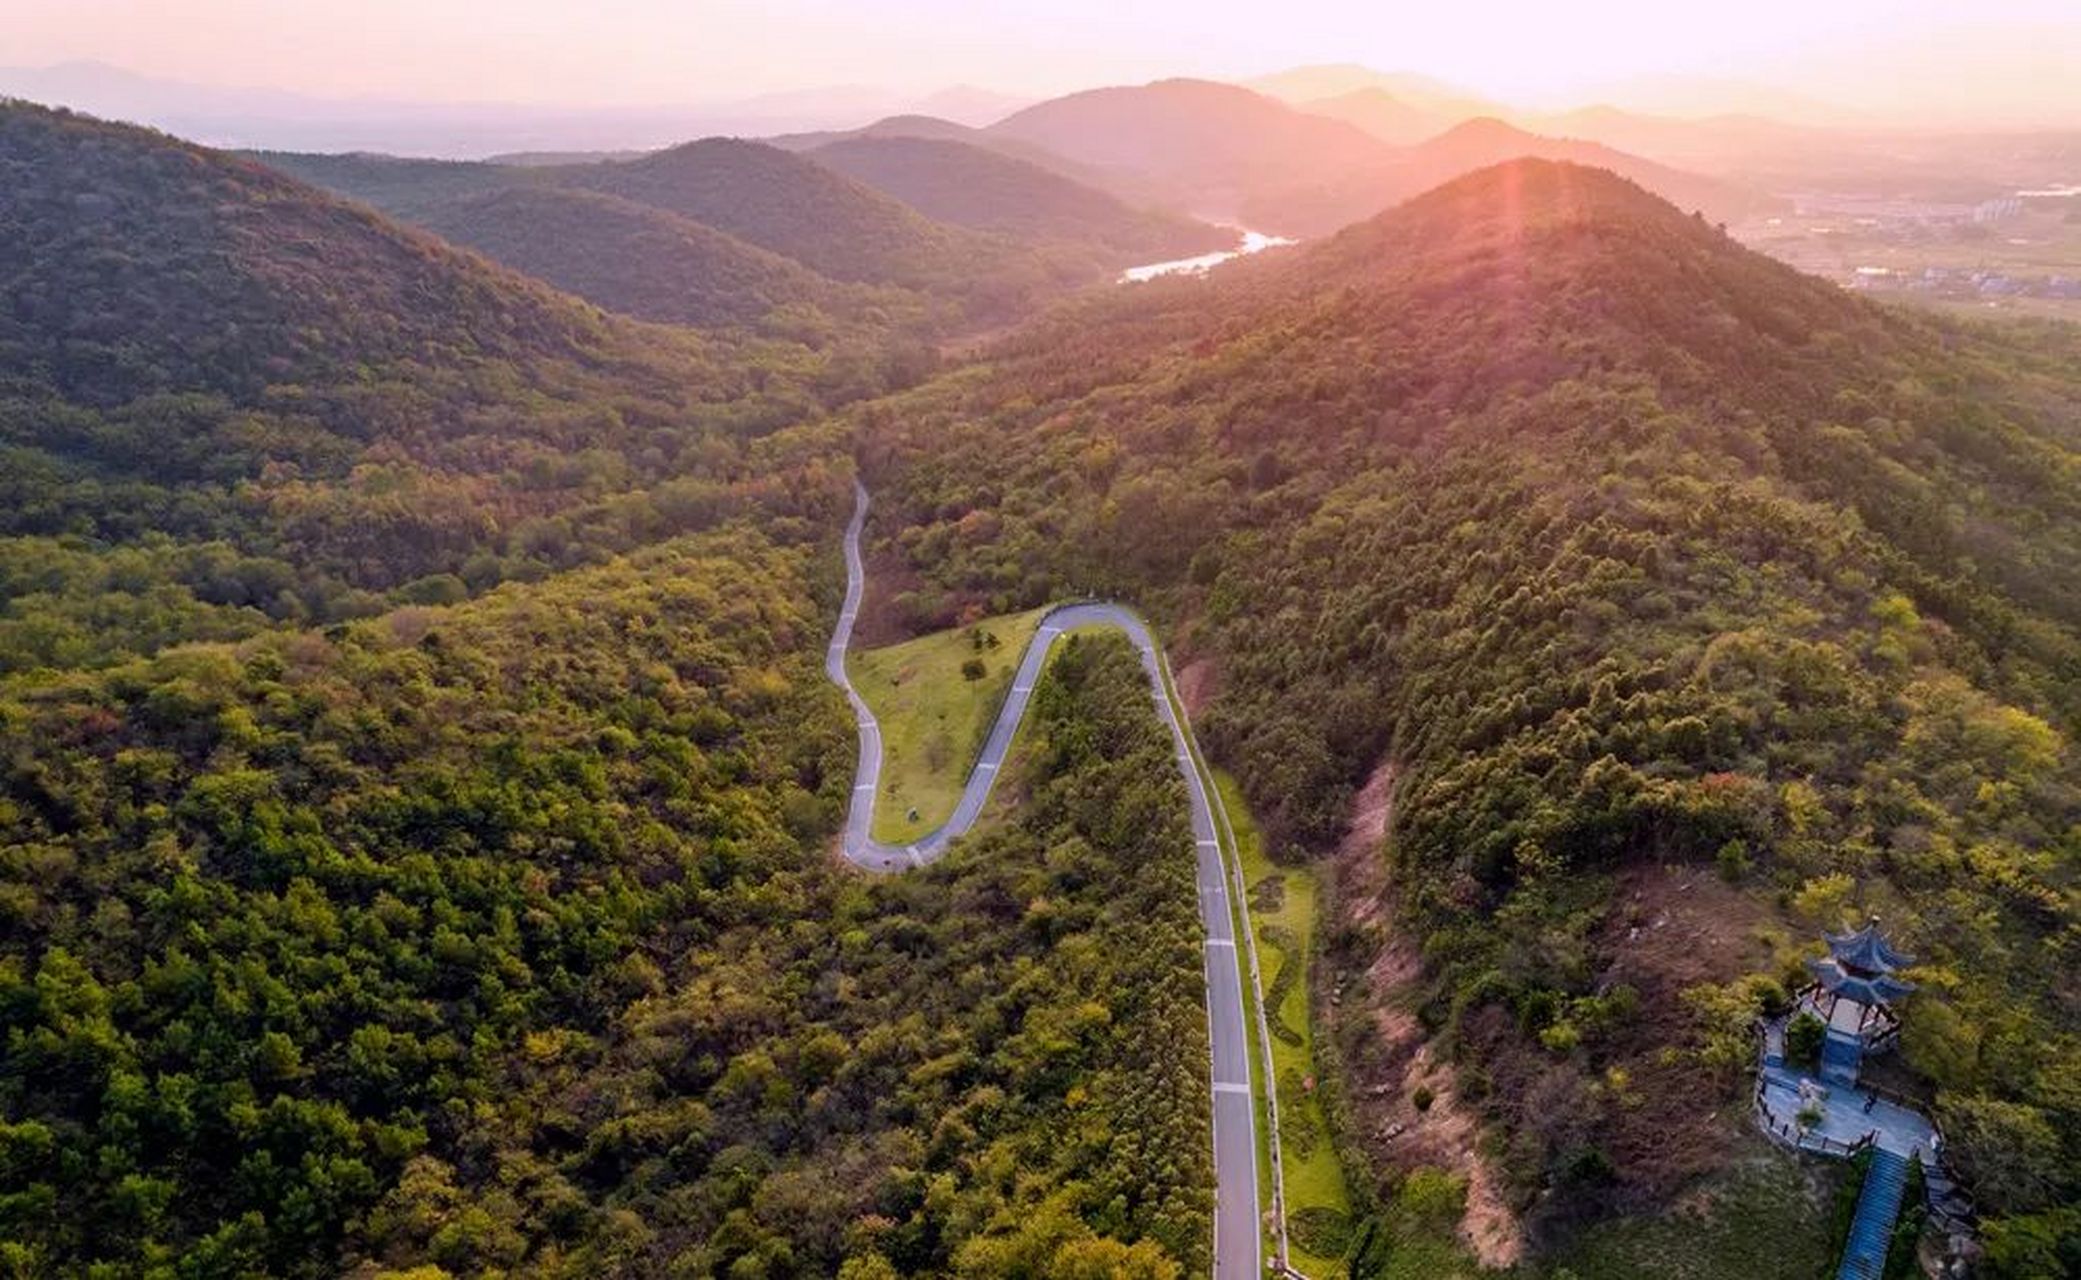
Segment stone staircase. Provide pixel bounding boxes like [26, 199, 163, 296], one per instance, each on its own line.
[1837, 1148, 1912, 1280]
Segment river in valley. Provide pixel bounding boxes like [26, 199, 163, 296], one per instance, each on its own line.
[1119, 228, 1295, 283]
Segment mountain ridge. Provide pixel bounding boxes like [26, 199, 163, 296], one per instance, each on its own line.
[806, 134, 1230, 257]
[562, 135, 991, 287]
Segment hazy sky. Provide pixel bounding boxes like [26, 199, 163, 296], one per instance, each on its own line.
[12, 0, 2081, 123]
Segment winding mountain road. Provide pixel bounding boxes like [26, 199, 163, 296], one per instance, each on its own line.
[826, 482, 1264, 1279]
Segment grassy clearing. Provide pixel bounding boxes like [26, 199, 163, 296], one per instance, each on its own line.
[1217, 769, 1356, 1276]
[848, 608, 1046, 844]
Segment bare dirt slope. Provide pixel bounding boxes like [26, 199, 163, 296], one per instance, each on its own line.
[1327, 759, 1525, 1269]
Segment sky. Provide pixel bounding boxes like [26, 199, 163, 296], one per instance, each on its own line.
[10, 0, 2081, 125]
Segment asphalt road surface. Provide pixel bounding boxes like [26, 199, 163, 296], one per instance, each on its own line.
[826, 481, 1263, 1279]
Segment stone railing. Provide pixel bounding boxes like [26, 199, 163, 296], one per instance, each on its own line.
[1751, 1082, 1876, 1158]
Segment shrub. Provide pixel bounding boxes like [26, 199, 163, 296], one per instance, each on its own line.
[1716, 838, 1753, 882]
[1786, 1011, 1826, 1068]
[1288, 1206, 1352, 1257]
[1540, 1020, 1582, 1054]
[1393, 1168, 1466, 1232]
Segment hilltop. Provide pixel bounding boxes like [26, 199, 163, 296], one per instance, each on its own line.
[986, 78, 1389, 217]
[1251, 116, 1777, 233]
[859, 160, 2081, 1267]
[563, 136, 995, 287]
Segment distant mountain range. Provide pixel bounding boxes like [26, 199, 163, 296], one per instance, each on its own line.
[8, 58, 2068, 209]
[880, 78, 1779, 234]
[984, 79, 1387, 222]
[0, 60, 1035, 155]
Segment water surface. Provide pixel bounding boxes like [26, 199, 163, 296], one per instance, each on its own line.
[1120, 229, 1295, 283]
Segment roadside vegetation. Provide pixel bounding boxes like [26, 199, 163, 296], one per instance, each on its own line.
[1218, 772, 1355, 1275]
[847, 607, 1046, 842]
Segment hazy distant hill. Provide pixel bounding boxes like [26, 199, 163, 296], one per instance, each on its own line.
[1248, 63, 1507, 122]
[1246, 116, 1778, 234]
[1299, 86, 1451, 144]
[772, 112, 983, 151]
[985, 78, 1391, 218]
[980, 78, 1766, 237]
[0, 59, 1032, 152]
[806, 135, 1230, 257]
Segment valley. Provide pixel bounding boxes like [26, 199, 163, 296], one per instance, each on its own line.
[1121, 230, 1298, 283]
[2, 34, 2078, 1280]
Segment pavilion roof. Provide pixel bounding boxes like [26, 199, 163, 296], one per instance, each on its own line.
[1824, 918, 1914, 973]
[1809, 956, 1916, 1006]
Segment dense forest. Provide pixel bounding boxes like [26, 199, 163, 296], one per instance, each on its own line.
[408, 186, 931, 337]
[858, 161, 2081, 1274]
[0, 103, 1214, 1277]
[0, 548, 1212, 1274]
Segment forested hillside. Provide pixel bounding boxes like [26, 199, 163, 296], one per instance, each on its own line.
[561, 138, 996, 289]
[408, 186, 927, 336]
[255, 142, 992, 292]
[244, 150, 524, 221]
[806, 136, 1228, 260]
[857, 160, 2081, 1273]
[0, 102, 903, 674]
[260, 138, 1167, 329]
[0, 102, 1216, 1277]
[0, 541, 1212, 1275]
